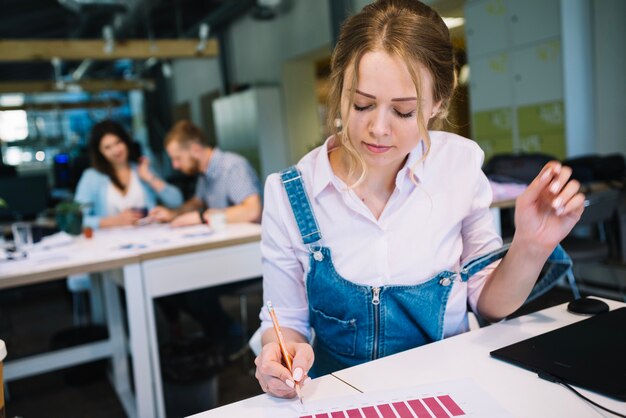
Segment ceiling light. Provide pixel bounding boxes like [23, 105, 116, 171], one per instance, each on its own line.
[0, 94, 24, 107]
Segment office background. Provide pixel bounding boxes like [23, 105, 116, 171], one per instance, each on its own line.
[0, 0, 625, 417]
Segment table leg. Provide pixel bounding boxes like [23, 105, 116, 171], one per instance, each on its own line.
[102, 271, 134, 418]
[123, 263, 157, 418]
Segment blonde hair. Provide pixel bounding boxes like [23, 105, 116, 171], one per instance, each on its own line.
[326, 0, 457, 184]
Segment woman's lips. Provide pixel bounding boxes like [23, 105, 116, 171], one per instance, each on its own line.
[363, 142, 392, 154]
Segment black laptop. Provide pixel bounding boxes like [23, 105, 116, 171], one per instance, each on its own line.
[490, 307, 626, 402]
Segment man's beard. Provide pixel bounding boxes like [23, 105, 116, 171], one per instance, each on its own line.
[189, 157, 202, 176]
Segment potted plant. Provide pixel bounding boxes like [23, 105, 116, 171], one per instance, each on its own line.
[55, 201, 83, 236]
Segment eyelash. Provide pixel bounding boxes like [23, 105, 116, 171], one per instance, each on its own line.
[353, 104, 415, 119]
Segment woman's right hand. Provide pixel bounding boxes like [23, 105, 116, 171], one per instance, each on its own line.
[115, 209, 143, 226]
[254, 341, 314, 398]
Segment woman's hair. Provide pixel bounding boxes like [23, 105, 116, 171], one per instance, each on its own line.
[326, 0, 456, 183]
[88, 119, 139, 191]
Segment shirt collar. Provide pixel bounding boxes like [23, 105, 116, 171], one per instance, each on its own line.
[204, 148, 222, 179]
[312, 137, 336, 197]
[312, 136, 426, 196]
[395, 140, 425, 191]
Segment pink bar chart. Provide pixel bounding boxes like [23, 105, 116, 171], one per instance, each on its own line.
[269, 379, 511, 418]
[300, 393, 465, 418]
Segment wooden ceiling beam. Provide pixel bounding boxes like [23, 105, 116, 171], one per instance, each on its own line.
[0, 79, 155, 93]
[0, 39, 219, 61]
[0, 99, 124, 111]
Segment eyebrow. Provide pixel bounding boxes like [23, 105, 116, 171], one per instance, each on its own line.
[355, 89, 417, 102]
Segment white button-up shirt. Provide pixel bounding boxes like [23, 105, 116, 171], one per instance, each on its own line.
[260, 131, 502, 341]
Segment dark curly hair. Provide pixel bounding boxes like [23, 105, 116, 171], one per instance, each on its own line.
[88, 120, 140, 191]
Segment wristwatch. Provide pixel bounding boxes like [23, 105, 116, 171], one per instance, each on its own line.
[198, 209, 208, 224]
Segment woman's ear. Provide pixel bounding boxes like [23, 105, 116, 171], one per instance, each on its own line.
[430, 100, 443, 119]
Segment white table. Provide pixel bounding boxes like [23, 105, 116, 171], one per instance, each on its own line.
[192, 298, 625, 418]
[0, 223, 262, 418]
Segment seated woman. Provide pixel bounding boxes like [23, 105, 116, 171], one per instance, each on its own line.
[254, 0, 584, 398]
[75, 119, 183, 229]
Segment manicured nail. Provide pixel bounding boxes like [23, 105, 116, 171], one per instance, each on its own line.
[286, 379, 295, 388]
[556, 206, 565, 216]
[552, 197, 562, 209]
[549, 181, 560, 193]
[301, 377, 312, 387]
[541, 169, 551, 181]
[293, 367, 303, 382]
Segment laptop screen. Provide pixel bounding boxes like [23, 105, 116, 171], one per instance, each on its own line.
[490, 307, 626, 402]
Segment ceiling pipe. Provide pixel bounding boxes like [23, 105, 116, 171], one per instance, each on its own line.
[68, 0, 158, 81]
[72, 0, 256, 83]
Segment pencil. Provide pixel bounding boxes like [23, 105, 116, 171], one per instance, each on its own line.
[266, 301, 303, 404]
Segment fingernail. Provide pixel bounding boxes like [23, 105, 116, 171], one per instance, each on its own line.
[302, 377, 312, 387]
[549, 181, 560, 193]
[293, 367, 303, 382]
[541, 170, 551, 181]
[556, 206, 564, 216]
[286, 379, 295, 388]
[552, 197, 562, 209]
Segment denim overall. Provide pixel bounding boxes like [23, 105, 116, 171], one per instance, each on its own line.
[280, 166, 573, 377]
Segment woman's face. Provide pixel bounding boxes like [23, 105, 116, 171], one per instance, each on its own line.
[341, 50, 441, 173]
[98, 133, 128, 166]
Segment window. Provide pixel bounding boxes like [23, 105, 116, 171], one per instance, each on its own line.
[0, 110, 28, 141]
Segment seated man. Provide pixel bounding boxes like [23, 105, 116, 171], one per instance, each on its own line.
[150, 119, 262, 227]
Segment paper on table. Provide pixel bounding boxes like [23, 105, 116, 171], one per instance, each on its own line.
[36, 231, 74, 249]
[267, 378, 512, 418]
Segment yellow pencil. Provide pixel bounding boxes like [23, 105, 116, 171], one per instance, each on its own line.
[267, 301, 303, 403]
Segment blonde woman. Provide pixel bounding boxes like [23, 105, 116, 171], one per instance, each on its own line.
[255, 0, 584, 398]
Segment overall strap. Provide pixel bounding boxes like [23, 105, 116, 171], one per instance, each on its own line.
[280, 166, 323, 245]
[459, 244, 511, 281]
[525, 244, 573, 302]
[459, 243, 573, 303]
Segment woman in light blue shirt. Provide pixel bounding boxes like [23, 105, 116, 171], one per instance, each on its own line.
[75, 120, 183, 229]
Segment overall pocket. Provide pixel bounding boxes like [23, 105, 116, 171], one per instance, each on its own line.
[310, 307, 357, 356]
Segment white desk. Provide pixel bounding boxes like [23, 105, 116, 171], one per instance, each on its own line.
[192, 299, 625, 418]
[0, 223, 262, 418]
[188, 373, 361, 417]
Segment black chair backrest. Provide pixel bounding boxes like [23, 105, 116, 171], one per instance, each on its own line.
[483, 153, 556, 184]
[563, 154, 626, 184]
[579, 189, 621, 225]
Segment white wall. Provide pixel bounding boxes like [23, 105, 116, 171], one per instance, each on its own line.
[227, 0, 333, 85]
[593, 0, 626, 155]
[171, 58, 223, 125]
[561, 0, 594, 157]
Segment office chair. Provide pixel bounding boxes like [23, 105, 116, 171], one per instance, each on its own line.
[560, 188, 624, 300]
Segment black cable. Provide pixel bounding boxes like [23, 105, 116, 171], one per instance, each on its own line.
[538, 372, 626, 417]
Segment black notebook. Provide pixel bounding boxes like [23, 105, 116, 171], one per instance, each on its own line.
[490, 307, 626, 402]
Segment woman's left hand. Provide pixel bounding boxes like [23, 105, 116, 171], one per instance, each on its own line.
[513, 161, 585, 254]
